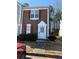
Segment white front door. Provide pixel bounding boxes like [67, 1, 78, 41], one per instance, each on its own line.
[38, 21, 46, 39]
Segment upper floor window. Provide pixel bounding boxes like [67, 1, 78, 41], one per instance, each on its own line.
[30, 10, 39, 20]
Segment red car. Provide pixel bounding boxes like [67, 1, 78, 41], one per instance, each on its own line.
[17, 42, 26, 59]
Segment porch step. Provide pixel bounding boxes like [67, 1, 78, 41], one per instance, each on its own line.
[35, 40, 48, 49]
[36, 39, 47, 42]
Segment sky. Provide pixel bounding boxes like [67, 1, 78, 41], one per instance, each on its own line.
[17, 0, 62, 10]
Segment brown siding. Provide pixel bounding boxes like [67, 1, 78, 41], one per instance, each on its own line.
[22, 9, 47, 34]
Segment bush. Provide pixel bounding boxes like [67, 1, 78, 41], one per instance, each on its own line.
[26, 33, 37, 41]
[50, 29, 59, 36]
[50, 32, 54, 35]
[48, 35, 57, 41]
[17, 34, 26, 41]
[54, 29, 59, 36]
[17, 33, 37, 42]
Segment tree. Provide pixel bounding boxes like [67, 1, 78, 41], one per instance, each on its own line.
[49, 5, 54, 34]
[55, 9, 62, 21]
[23, 3, 29, 7]
[49, 5, 54, 21]
[49, 5, 54, 14]
[54, 9, 62, 36]
[49, 5, 62, 36]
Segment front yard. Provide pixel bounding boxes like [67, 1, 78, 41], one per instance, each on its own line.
[25, 38, 62, 57]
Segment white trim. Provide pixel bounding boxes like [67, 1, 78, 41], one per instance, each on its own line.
[21, 7, 23, 24]
[29, 9, 39, 10]
[38, 21, 46, 39]
[17, 24, 22, 35]
[26, 24, 31, 34]
[23, 8, 48, 11]
[30, 9, 39, 20]
[17, 4, 22, 24]
[47, 8, 49, 37]
[19, 6, 22, 23]
[30, 18, 39, 20]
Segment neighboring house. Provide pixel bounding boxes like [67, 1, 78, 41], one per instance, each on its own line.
[50, 16, 60, 33]
[59, 20, 62, 36]
[17, 2, 23, 35]
[22, 6, 49, 39]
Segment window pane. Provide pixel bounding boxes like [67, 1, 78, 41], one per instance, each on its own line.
[35, 14, 39, 18]
[26, 24, 31, 34]
[35, 10, 39, 14]
[40, 27, 44, 32]
[31, 10, 35, 14]
[31, 14, 34, 18]
[30, 10, 39, 19]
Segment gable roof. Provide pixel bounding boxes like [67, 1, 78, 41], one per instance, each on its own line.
[38, 21, 46, 26]
[17, 2, 22, 6]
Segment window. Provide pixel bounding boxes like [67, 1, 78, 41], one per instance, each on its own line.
[30, 10, 39, 20]
[26, 24, 31, 34]
[40, 27, 44, 32]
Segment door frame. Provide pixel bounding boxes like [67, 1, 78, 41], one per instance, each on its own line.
[38, 21, 46, 39]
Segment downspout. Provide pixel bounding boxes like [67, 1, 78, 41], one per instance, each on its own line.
[47, 8, 49, 37]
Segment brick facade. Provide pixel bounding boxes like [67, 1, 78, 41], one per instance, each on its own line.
[22, 9, 48, 34]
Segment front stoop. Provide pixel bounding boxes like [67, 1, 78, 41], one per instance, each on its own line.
[36, 40, 48, 49]
[36, 39, 47, 42]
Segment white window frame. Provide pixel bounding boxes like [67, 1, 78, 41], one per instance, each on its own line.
[30, 9, 39, 20]
[17, 24, 22, 35]
[26, 24, 31, 34]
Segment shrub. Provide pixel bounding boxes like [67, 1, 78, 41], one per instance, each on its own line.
[17, 34, 26, 41]
[50, 29, 59, 36]
[48, 35, 57, 41]
[54, 29, 59, 36]
[50, 32, 54, 35]
[17, 33, 37, 42]
[29, 33, 37, 41]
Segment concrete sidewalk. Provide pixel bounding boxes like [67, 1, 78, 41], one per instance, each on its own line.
[26, 55, 61, 59]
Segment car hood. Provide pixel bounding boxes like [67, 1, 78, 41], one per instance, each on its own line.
[17, 43, 23, 49]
